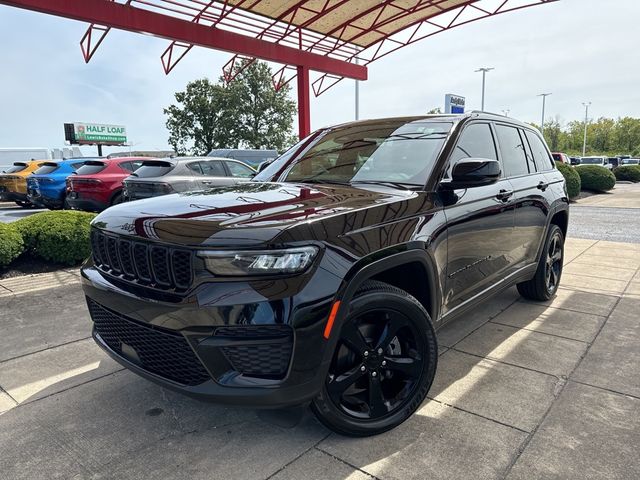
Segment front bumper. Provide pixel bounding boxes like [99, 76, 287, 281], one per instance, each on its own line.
[81, 262, 341, 408]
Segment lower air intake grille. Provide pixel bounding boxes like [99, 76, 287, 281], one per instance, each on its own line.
[215, 325, 293, 378]
[88, 299, 210, 386]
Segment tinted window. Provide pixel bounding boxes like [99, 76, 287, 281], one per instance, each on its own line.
[70, 162, 85, 171]
[186, 162, 204, 175]
[34, 164, 59, 175]
[282, 121, 451, 186]
[76, 162, 106, 175]
[551, 153, 561, 162]
[495, 125, 529, 177]
[4, 163, 28, 174]
[450, 123, 497, 163]
[225, 161, 255, 178]
[133, 161, 175, 177]
[120, 161, 144, 172]
[525, 130, 553, 171]
[200, 160, 226, 176]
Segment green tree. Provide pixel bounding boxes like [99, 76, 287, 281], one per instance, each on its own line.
[542, 118, 563, 151]
[164, 61, 296, 155]
[164, 78, 233, 156]
[225, 61, 297, 150]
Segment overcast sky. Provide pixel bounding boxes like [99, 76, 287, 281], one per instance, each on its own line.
[1, 0, 639, 154]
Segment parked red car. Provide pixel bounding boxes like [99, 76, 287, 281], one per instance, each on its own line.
[66, 157, 147, 211]
[551, 152, 571, 164]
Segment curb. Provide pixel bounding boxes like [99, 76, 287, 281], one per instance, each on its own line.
[0, 269, 81, 297]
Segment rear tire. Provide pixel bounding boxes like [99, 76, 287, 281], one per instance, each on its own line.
[517, 224, 564, 301]
[15, 201, 31, 208]
[111, 192, 123, 206]
[311, 280, 437, 436]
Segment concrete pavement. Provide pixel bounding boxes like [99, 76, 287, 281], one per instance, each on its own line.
[0, 201, 45, 223]
[1, 241, 639, 479]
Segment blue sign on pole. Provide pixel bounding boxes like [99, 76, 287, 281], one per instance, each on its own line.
[445, 94, 465, 114]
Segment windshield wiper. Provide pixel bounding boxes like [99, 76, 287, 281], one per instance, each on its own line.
[295, 179, 351, 186]
[350, 180, 422, 190]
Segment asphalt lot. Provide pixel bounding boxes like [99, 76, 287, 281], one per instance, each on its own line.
[1, 185, 639, 479]
[0, 202, 45, 223]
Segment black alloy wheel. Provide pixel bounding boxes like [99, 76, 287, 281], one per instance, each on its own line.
[545, 230, 563, 293]
[517, 224, 564, 301]
[312, 280, 437, 436]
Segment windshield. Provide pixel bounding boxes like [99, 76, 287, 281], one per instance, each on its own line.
[3, 163, 28, 174]
[34, 163, 59, 175]
[580, 157, 605, 165]
[273, 120, 451, 188]
[132, 161, 175, 178]
[76, 161, 107, 175]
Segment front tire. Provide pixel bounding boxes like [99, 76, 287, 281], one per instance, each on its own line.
[517, 224, 564, 301]
[311, 280, 438, 436]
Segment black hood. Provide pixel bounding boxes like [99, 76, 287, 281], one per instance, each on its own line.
[92, 182, 420, 247]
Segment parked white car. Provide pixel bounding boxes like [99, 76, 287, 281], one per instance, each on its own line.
[579, 156, 613, 170]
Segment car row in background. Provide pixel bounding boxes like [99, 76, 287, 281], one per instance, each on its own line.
[551, 153, 638, 168]
[123, 156, 255, 201]
[1, 153, 260, 212]
[0, 160, 47, 207]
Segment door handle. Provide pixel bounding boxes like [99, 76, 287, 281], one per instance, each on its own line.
[537, 181, 549, 191]
[202, 181, 214, 185]
[496, 189, 514, 202]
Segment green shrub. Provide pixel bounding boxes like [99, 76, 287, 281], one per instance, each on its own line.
[613, 165, 640, 182]
[554, 162, 581, 199]
[14, 211, 97, 265]
[576, 165, 616, 192]
[0, 223, 24, 268]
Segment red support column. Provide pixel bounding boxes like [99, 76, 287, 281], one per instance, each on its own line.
[297, 65, 311, 139]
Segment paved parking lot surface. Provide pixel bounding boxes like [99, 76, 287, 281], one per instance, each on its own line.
[1, 236, 639, 480]
[0, 202, 45, 223]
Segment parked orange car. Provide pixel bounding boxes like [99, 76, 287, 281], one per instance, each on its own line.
[0, 160, 49, 207]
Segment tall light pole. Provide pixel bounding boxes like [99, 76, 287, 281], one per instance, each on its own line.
[475, 67, 494, 111]
[354, 56, 360, 120]
[582, 102, 591, 156]
[538, 93, 552, 136]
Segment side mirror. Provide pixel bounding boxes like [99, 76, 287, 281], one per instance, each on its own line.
[443, 158, 501, 189]
[257, 160, 271, 173]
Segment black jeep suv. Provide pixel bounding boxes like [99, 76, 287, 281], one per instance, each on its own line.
[82, 113, 568, 436]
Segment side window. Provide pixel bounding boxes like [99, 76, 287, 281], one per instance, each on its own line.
[200, 160, 227, 176]
[524, 130, 554, 171]
[71, 162, 85, 171]
[186, 162, 204, 175]
[450, 123, 497, 163]
[225, 161, 255, 178]
[446, 123, 497, 179]
[495, 125, 529, 177]
[520, 129, 538, 172]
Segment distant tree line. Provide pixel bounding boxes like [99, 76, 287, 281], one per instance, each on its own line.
[532, 116, 640, 157]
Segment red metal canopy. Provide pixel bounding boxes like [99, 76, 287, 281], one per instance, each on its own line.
[0, 0, 556, 139]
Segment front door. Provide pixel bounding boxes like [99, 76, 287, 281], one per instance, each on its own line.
[440, 122, 517, 315]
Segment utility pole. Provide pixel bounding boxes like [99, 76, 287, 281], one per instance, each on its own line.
[538, 93, 552, 136]
[475, 67, 494, 111]
[582, 102, 591, 156]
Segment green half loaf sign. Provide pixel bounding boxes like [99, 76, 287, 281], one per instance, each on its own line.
[72, 123, 127, 145]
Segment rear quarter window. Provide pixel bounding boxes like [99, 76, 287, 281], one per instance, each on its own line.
[524, 130, 554, 171]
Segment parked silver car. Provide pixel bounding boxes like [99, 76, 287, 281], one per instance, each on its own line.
[123, 156, 255, 201]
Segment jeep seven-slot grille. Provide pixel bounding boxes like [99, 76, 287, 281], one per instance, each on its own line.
[88, 299, 210, 386]
[91, 229, 193, 290]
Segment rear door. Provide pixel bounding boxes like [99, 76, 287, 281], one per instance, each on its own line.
[495, 124, 549, 269]
[199, 159, 235, 187]
[440, 122, 517, 315]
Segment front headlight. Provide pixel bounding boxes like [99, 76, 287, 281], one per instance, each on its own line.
[198, 246, 319, 276]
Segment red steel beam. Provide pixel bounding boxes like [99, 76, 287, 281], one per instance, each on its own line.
[296, 65, 310, 139]
[0, 0, 367, 80]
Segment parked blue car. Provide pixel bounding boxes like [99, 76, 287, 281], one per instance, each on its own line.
[26, 158, 99, 209]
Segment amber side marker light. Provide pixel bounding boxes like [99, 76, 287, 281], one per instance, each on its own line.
[323, 301, 341, 339]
